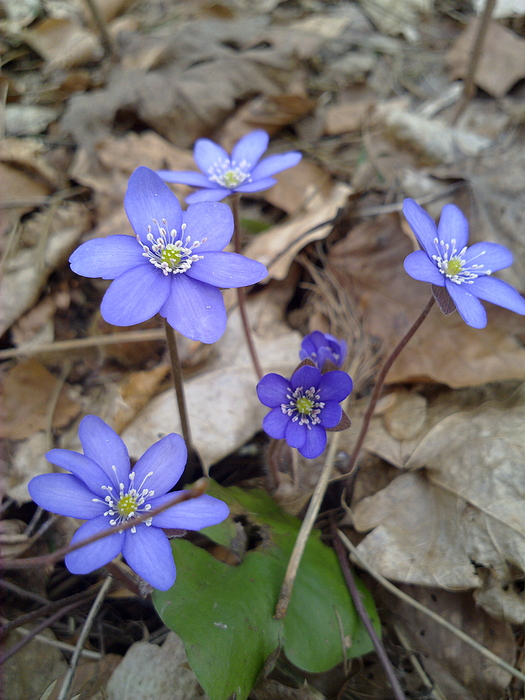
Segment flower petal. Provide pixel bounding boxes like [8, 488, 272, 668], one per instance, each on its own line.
[231, 130, 269, 169]
[404, 250, 445, 286]
[28, 474, 105, 518]
[65, 515, 123, 575]
[150, 493, 229, 529]
[69, 236, 144, 280]
[250, 152, 302, 180]
[290, 365, 321, 391]
[193, 138, 230, 175]
[437, 204, 469, 250]
[257, 373, 290, 407]
[122, 525, 175, 590]
[445, 279, 487, 328]
[187, 251, 267, 288]
[402, 199, 438, 256]
[319, 401, 342, 428]
[78, 416, 130, 489]
[182, 202, 233, 252]
[156, 170, 217, 188]
[132, 433, 187, 496]
[235, 177, 277, 193]
[100, 264, 170, 326]
[464, 242, 514, 273]
[262, 407, 288, 439]
[300, 424, 327, 459]
[125, 167, 183, 245]
[185, 188, 231, 203]
[160, 274, 226, 343]
[285, 420, 307, 450]
[469, 276, 525, 315]
[318, 371, 353, 401]
[45, 449, 112, 496]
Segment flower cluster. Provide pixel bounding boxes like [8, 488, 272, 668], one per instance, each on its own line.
[28, 416, 229, 590]
[403, 199, 525, 328]
[300, 331, 347, 371]
[257, 364, 352, 459]
[70, 167, 268, 344]
[157, 130, 302, 203]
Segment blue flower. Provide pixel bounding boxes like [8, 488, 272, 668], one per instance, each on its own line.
[28, 416, 229, 591]
[403, 199, 525, 329]
[157, 130, 302, 203]
[257, 365, 353, 459]
[299, 331, 347, 371]
[69, 167, 267, 344]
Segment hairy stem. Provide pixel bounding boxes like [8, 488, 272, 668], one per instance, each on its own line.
[164, 320, 193, 451]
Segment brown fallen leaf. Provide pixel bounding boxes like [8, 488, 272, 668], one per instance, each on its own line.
[324, 98, 375, 135]
[22, 18, 103, 72]
[261, 160, 332, 216]
[0, 163, 51, 235]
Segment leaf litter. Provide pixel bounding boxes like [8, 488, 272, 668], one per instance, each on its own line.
[2, 0, 525, 698]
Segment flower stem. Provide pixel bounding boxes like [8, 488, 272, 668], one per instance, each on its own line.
[230, 194, 264, 381]
[164, 319, 192, 451]
[345, 296, 435, 492]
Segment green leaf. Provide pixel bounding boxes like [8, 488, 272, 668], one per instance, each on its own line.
[153, 483, 378, 700]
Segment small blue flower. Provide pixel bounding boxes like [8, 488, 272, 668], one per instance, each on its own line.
[257, 365, 353, 459]
[157, 130, 302, 203]
[300, 331, 347, 371]
[403, 199, 525, 329]
[69, 167, 267, 343]
[28, 416, 229, 591]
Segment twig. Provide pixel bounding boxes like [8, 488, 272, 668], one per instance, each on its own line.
[2, 619, 101, 661]
[337, 530, 525, 685]
[393, 622, 448, 700]
[164, 320, 193, 452]
[57, 575, 113, 700]
[82, 0, 118, 59]
[332, 527, 407, 700]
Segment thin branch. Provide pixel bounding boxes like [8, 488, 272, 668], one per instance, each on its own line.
[164, 320, 193, 451]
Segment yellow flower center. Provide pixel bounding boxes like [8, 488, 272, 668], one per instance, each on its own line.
[160, 244, 182, 268]
[296, 397, 314, 414]
[117, 493, 138, 518]
[444, 258, 463, 277]
[222, 170, 242, 188]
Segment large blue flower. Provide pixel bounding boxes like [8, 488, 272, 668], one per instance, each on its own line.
[257, 365, 353, 459]
[28, 416, 229, 591]
[299, 331, 347, 371]
[69, 167, 267, 343]
[403, 199, 525, 329]
[157, 130, 302, 203]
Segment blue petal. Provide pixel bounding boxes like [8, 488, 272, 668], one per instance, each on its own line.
[65, 515, 123, 575]
[156, 170, 216, 188]
[150, 493, 229, 529]
[257, 373, 290, 407]
[318, 371, 353, 402]
[437, 204, 469, 250]
[182, 202, 233, 252]
[231, 130, 269, 169]
[185, 188, 231, 203]
[160, 274, 226, 344]
[125, 167, 183, 245]
[28, 474, 105, 519]
[45, 449, 112, 497]
[122, 525, 175, 590]
[235, 177, 277, 193]
[78, 416, 130, 489]
[132, 433, 187, 497]
[402, 199, 438, 257]
[319, 401, 342, 428]
[285, 420, 307, 450]
[469, 276, 525, 315]
[262, 407, 288, 439]
[300, 424, 327, 459]
[445, 279, 487, 328]
[187, 251, 267, 288]
[290, 365, 321, 391]
[193, 139, 230, 175]
[70, 236, 144, 280]
[404, 250, 445, 286]
[464, 242, 513, 273]
[100, 264, 171, 326]
[250, 152, 302, 180]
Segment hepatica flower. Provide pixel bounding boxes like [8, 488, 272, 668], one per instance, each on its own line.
[69, 167, 267, 343]
[28, 416, 229, 591]
[157, 130, 302, 203]
[257, 365, 352, 459]
[300, 331, 347, 371]
[403, 198, 525, 328]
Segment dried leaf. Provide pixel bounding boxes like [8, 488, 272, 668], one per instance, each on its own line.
[22, 18, 102, 71]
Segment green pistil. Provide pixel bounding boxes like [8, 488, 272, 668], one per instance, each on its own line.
[444, 258, 463, 277]
[117, 494, 138, 518]
[222, 170, 242, 188]
[296, 397, 314, 414]
[161, 245, 182, 268]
